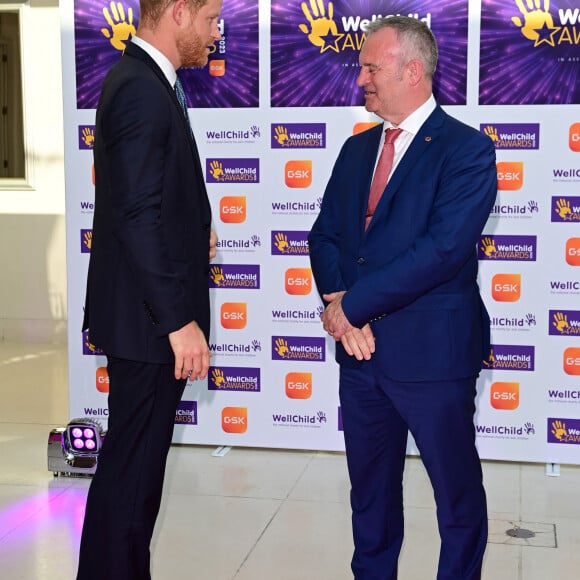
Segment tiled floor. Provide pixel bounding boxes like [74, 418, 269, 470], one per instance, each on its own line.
[1, 341, 579, 579]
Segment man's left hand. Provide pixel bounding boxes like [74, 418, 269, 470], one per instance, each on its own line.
[322, 291, 354, 340]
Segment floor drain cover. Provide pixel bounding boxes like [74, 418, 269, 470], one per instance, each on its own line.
[506, 527, 536, 539]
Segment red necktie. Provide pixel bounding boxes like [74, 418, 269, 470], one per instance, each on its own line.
[365, 128, 403, 230]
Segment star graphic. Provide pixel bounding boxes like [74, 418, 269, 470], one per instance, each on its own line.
[532, 21, 561, 47]
[319, 28, 344, 53]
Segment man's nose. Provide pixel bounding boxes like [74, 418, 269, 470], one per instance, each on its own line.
[356, 68, 367, 87]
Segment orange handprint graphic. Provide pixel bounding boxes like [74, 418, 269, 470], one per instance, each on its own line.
[101, 2, 136, 51]
[275, 338, 289, 358]
[511, 0, 560, 46]
[298, 0, 344, 53]
[555, 198, 572, 220]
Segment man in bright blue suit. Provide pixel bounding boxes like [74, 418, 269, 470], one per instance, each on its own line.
[308, 16, 497, 580]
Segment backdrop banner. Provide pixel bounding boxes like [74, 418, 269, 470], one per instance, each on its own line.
[61, 0, 580, 463]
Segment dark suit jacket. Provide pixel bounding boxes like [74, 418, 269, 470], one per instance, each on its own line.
[308, 105, 497, 382]
[83, 42, 212, 364]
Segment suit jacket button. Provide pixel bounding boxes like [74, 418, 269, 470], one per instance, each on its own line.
[357, 257, 366, 264]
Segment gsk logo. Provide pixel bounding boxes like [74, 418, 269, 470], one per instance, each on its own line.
[564, 347, 580, 375]
[222, 406, 247, 433]
[353, 122, 380, 135]
[220, 302, 247, 329]
[96, 367, 109, 393]
[285, 267, 312, 295]
[209, 59, 225, 77]
[497, 161, 523, 191]
[569, 123, 580, 152]
[285, 372, 312, 399]
[492, 274, 521, 302]
[566, 238, 580, 266]
[490, 382, 519, 410]
[285, 160, 312, 188]
[220, 196, 246, 223]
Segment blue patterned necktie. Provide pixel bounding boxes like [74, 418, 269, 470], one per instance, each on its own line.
[174, 76, 192, 133]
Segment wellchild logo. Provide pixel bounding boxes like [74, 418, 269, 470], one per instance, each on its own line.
[272, 410, 327, 428]
[550, 279, 580, 294]
[175, 401, 197, 425]
[209, 366, 260, 392]
[80, 201, 94, 214]
[205, 125, 261, 144]
[216, 234, 261, 252]
[552, 196, 580, 222]
[81, 229, 92, 253]
[548, 388, 580, 403]
[272, 197, 322, 216]
[483, 345, 535, 371]
[553, 167, 580, 182]
[271, 123, 326, 148]
[208, 339, 262, 357]
[476, 421, 535, 440]
[206, 158, 259, 183]
[272, 306, 323, 324]
[481, 124, 539, 149]
[549, 310, 580, 336]
[272, 336, 325, 362]
[272, 231, 310, 255]
[209, 265, 260, 289]
[489, 200, 539, 219]
[78, 125, 95, 149]
[491, 313, 536, 331]
[548, 418, 580, 445]
[479, 235, 536, 261]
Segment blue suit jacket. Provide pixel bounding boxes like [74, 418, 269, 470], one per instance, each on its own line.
[83, 43, 212, 363]
[308, 106, 497, 382]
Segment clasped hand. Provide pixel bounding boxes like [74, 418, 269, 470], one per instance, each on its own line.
[322, 292, 375, 361]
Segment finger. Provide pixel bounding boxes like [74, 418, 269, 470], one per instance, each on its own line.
[322, 292, 338, 302]
[174, 355, 184, 380]
[341, 335, 354, 357]
[199, 351, 211, 380]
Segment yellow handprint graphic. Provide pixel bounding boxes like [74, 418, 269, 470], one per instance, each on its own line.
[101, 2, 136, 52]
[211, 368, 226, 387]
[551, 419, 567, 441]
[82, 127, 95, 148]
[481, 237, 497, 258]
[555, 198, 572, 220]
[274, 233, 289, 253]
[483, 126, 499, 142]
[83, 230, 93, 251]
[299, 0, 344, 53]
[275, 338, 289, 358]
[552, 312, 569, 333]
[210, 266, 225, 286]
[274, 125, 290, 146]
[511, 0, 560, 46]
[209, 160, 224, 181]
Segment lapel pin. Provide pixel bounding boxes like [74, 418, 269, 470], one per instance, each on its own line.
[425, 136, 432, 142]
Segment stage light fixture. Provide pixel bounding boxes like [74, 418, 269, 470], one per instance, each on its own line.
[47, 418, 105, 477]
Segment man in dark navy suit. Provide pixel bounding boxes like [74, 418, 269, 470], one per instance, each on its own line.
[309, 16, 497, 580]
[77, 0, 222, 578]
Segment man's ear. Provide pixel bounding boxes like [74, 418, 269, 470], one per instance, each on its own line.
[172, 0, 188, 25]
[406, 59, 424, 86]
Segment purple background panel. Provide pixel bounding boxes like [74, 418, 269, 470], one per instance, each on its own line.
[74, 0, 258, 109]
[270, 0, 468, 107]
[480, 0, 580, 105]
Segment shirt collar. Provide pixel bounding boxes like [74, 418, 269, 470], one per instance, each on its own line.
[131, 35, 177, 87]
[385, 95, 437, 136]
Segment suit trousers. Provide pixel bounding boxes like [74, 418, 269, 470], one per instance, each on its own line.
[339, 363, 487, 580]
[76, 356, 187, 580]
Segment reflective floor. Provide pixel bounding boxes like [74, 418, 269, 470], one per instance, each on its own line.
[1, 341, 579, 579]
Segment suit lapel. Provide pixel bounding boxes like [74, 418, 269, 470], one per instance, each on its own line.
[123, 43, 202, 165]
[358, 125, 384, 232]
[366, 107, 446, 234]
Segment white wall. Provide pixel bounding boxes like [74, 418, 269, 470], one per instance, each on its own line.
[0, 0, 67, 343]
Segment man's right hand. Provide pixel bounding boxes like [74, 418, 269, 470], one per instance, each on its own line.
[339, 324, 375, 361]
[168, 320, 210, 380]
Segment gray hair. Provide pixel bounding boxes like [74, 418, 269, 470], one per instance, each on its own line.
[364, 16, 438, 79]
